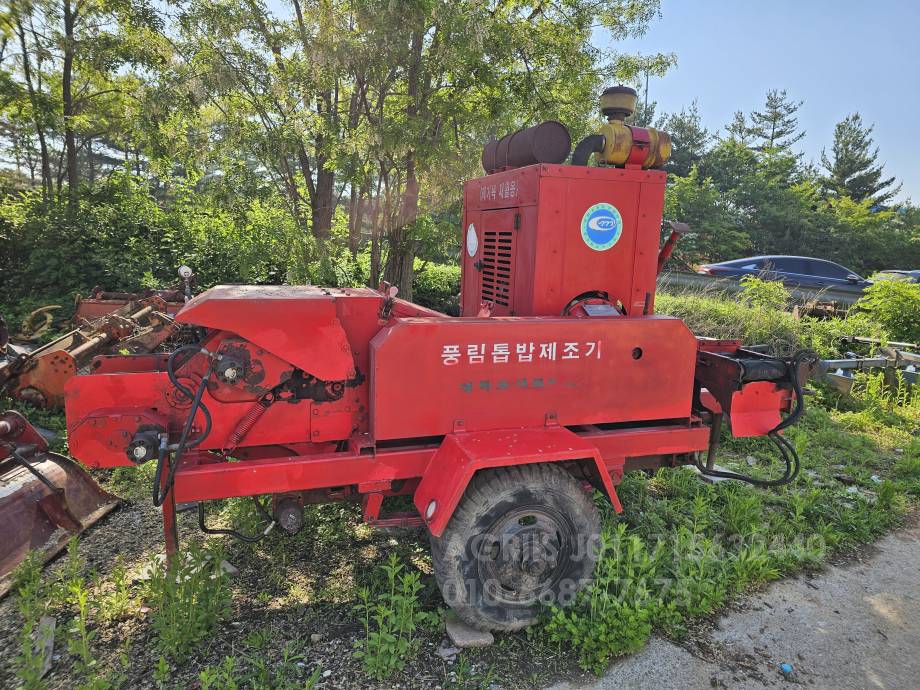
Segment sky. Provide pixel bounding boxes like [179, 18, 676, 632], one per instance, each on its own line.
[605, 0, 919, 202]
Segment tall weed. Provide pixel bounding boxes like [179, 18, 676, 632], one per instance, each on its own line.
[144, 544, 232, 660]
[353, 553, 430, 680]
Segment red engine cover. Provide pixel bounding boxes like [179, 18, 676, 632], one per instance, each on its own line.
[461, 164, 667, 318]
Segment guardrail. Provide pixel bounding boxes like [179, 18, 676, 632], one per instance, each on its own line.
[657, 271, 864, 307]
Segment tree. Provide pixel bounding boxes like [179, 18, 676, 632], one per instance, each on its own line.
[0, 0, 163, 198]
[164, 0, 671, 296]
[656, 101, 709, 177]
[698, 136, 824, 258]
[724, 110, 752, 145]
[749, 89, 804, 151]
[820, 113, 901, 204]
[1, 0, 677, 298]
[662, 167, 748, 267]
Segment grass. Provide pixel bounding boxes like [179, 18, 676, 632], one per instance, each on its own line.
[198, 651, 324, 690]
[143, 544, 233, 661]
[539, 356, 918, 672]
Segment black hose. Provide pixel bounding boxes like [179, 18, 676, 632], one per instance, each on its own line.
[571, 134, 606, 166]
[166, 346, 212, 448]
[769, 350, 814, 434]
[197, 497, 275, 543]
[152, 346, 213, 506]
[695, 431, 799, 487]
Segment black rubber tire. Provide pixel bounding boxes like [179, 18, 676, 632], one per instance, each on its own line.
[430, 463, 601, 631]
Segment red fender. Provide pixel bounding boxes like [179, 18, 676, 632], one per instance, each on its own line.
[414, 426, 623, 537]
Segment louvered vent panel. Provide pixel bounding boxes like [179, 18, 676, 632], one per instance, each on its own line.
[481, 230, 514, 307]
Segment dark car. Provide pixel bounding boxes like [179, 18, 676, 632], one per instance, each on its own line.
[874, 269, 920, 283]
[698, 255, 871, 292]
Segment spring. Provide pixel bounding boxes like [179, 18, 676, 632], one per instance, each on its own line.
[223, 397, 271, 454]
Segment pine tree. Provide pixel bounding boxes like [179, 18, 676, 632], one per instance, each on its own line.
[749, 89, 805, 151]
[629, 99, 657, 127]
[656, 101, 710, 177]
[724, 111, 752, 145]
[821, 113, 901, 204]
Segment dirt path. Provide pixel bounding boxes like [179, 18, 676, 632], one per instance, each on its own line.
[549, 521, 920, 690]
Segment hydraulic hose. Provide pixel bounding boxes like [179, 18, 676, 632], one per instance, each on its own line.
[695, 350, 814, 487]
[695, 431, 799, 487]
[768, 350, 814, 434]
[166, 345, 213, 448]
[197, 497, 276, 543]
[152, 345, 214, 507]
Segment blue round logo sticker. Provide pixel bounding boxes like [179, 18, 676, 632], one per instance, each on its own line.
[581, 203, 623, 251]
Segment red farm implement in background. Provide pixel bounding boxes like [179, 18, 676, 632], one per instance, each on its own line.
[71, 267, 194, 323]
[0, 296, 177, 410]
[62, 86, 817, 631]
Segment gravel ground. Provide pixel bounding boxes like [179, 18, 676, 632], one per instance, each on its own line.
[1, 482, 917, 689]
[548, 516, 920, 690]
[0, 489, 587, 689]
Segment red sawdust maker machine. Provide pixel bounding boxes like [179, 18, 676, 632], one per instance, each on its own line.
[62, 87, 816, 630]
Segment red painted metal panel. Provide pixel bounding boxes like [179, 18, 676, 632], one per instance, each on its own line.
[727, 381, 787, 437]
[75, 298, 183, 320]
[168, 423, 710, 509]
[66, 371, 312, 467]
[463, 166, 540, 212]
[370, 315, 697, 440]
[175, 285, 377, 381]
[171, 447, 434, 503]
[631, 177, 667, 314]
[478, 208, 519, 315]
[582, 423, 710, 461]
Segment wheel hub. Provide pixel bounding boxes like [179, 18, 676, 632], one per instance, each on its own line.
[477, 505, 571, 605]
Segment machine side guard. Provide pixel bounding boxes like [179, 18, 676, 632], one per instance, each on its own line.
[415, 426, 622, 537]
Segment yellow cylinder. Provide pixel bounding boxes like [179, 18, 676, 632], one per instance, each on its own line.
[597, 121, 671, 169]
[598, 121, 633, 166]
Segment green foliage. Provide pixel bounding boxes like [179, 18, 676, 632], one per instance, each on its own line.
[655, 290, 801, 355]
[748, 89, 805, 151]
[662, 167, 750, 268]
[198, 648, 322, 690]
[656, 289, 888, 358]
[95, 556, 135, 622]
[412, 261, 461, 314]
[144, 544, 233, 661]
[542, 288, 917, 675]
[688, 111, 917, 275]
[854, 279, 920, 344]
[738, 275, 789, 311]
[0, 173, 323, 311]
[657, 102, 710, 178]
[544, 523, 657, 673]
[63, 540, 97, 672]
[353, 553, 430, 680]
[12, 553, 49, 690]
